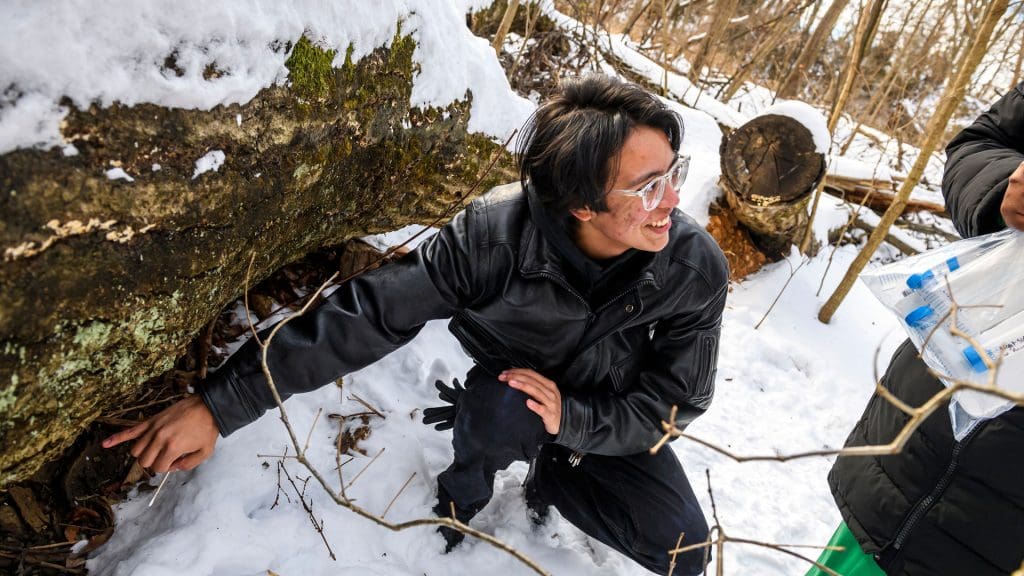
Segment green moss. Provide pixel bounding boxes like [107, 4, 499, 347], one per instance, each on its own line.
[0, 374, 17, 413]
[285, 36, 337, 102]
[73, 321, 112, 350]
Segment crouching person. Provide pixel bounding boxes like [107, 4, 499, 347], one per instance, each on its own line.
[105, 74, 729, 574]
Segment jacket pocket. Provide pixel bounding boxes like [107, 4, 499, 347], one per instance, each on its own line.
[449, 312, 533, 375]
[695, 332, 718, 402]
[609, 354, 641, 393]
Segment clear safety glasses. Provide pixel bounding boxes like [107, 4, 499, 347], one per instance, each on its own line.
[612, 155, 690, 211]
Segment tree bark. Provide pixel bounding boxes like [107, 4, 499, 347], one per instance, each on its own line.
[819, 0, 1009, 323]
[720, 113, 825, 257]
[719, 0, 805, 102]
[799, 0, 883, 253]
[492, 0, 522, 52]
[0, 35, 514, 486]
[688, 0, 742, 83]
[776, 0, 852, 100]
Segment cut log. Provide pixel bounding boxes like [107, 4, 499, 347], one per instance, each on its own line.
[719, 114, 826, 257]
[823, 175, 948, 214]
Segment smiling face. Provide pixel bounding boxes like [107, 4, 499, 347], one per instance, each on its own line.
[570, 125, 680, 259]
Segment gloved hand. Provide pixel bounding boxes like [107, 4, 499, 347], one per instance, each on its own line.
[422, 378, 465, 431]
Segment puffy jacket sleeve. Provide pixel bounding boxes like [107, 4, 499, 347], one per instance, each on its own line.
[943, 83, 1024, 237]
[555, 249, 729, 456]
[199, 207, 486, 436]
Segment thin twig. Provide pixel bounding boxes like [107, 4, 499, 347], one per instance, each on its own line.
[303, 408, 323, 455]
[755, 258, 808, 330]
[148, 472, 172, 507]
[244, 252, 263, 348]
[281, 462, 336, 561]
[347, 393, 385, 419]
[328, 411, 377, 420]
[382, 472, 417, 519]
[0, 551, 84, 574]
[667, 530, 686, 576]
[345, 447, 385, 489]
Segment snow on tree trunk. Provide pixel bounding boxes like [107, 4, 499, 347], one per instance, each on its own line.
[0, 34, 513, 487]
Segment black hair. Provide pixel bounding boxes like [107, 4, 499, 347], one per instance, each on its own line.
[516, 74, 683, 216]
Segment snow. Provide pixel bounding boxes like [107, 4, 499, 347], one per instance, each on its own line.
[828, 154, 894, 182]
[85, 47, 919, 576]
[89, 218, 906, 575]
[0, 0, 533, 154]
[538, 2, 749, 129]
[761, 100, 831, 155]
[3, 1, 970, 574]
[104, 167, 135, 182]
[192, 150, 225, 179]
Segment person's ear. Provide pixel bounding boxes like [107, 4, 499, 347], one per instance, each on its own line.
[569, 207, 594, 222]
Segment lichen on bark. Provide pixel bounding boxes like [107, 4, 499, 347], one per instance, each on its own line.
[0, 28, 514, 487]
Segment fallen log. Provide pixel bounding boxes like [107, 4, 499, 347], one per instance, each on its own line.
[0, 35, 514, 487]
[823, 174, 947, 214]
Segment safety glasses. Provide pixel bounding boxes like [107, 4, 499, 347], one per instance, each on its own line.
[611, 155, 690, 211]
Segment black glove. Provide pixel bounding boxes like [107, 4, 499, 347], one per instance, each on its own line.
[422, 378, 465, 431]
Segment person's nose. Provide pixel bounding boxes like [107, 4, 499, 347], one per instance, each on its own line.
[659, 180, 680, 210]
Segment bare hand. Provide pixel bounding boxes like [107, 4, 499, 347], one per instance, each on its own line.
[102, 395, 220, 473]
[1002, 160, 1024, 231]
[500, 368, 561, 435]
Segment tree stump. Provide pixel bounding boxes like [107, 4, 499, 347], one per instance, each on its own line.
[719, 114, 826, 257]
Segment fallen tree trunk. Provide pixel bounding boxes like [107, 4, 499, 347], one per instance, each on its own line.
[824, 175, 947, 214]
[0, 35, 513, 487]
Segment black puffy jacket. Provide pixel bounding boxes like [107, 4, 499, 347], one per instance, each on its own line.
[828, 84, 1024, 575]
[199, 183, 729, 456]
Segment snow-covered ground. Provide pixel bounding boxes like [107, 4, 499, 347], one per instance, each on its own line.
[87, 220, 907, 576]
[2, 1, 967, 574]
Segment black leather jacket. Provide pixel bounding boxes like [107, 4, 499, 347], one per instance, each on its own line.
[199, 183, 729, 456]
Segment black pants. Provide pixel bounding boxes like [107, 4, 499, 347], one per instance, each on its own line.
[437, 367, 711, 575]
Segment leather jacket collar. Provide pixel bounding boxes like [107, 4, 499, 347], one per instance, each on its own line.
[518, 184, 666, 296]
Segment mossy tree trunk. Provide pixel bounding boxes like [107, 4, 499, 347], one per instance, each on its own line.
[0, 33, 513, 487]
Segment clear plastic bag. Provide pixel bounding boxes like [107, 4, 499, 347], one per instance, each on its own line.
[860, 228, 1024, 440]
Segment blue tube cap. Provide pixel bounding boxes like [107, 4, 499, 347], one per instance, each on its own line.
[906, 270, 935, 290]
[904, 305, 934, 328]
[963, 346, 990, 373]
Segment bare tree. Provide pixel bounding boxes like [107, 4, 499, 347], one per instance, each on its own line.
[718, 0, 810, 102]
[800, 0, 886, 253]
[776, 0, 853, 99]
[819, 0, 1010, 323]
[492, 0, 522, 52]
[688, 0, 743, 82]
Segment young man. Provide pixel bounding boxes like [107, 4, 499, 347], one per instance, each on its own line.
[104, 75, 729, 574]
[811, 84, 1024, 575]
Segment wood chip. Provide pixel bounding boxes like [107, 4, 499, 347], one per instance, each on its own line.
[9, 486, 49, 534]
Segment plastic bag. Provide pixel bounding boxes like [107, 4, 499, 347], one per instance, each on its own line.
[860, 228, 1024, 440]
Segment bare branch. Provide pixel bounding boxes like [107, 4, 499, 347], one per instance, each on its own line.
[382, 472, 417, 519]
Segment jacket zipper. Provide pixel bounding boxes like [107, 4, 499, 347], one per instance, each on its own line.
[574, 279, 657, 354]
[591, 279, 656, 317]
[529, 270, 590, 309]
[885, 423, 983, 559]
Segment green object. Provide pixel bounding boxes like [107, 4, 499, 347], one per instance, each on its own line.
[806, 522, 886, 576]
